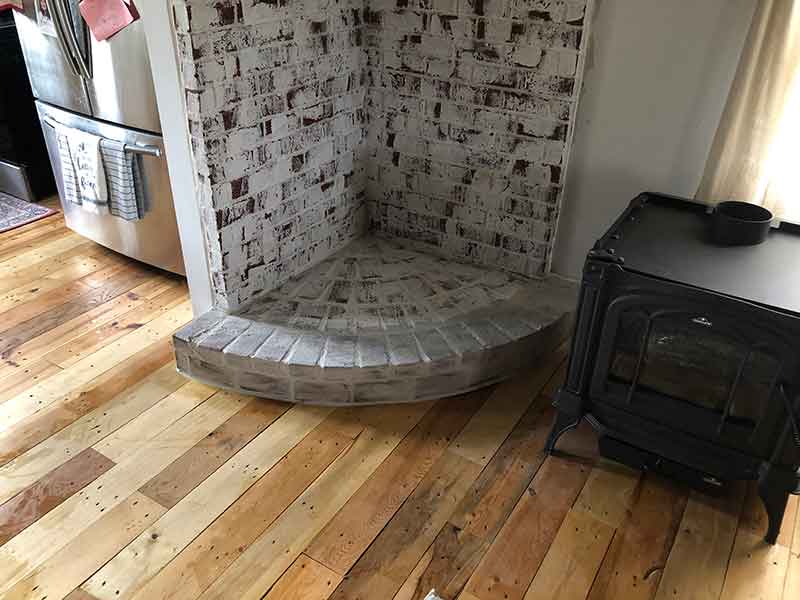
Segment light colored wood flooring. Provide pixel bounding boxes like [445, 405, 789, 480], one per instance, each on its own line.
[0, 207, 798, 600]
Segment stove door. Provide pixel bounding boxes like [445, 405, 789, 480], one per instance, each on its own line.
[590, 271, 800, 459]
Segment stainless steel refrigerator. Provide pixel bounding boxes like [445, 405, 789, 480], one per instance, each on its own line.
[13, 0, 185, 274]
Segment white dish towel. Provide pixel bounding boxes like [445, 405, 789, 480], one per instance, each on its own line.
[55, 124, 109, 214]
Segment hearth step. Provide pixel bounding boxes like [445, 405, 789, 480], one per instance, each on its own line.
[174, 236, 577, 405]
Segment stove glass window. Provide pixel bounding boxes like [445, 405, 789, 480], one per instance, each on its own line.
[609, 311, 779, 424]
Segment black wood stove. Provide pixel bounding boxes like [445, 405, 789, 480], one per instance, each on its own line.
[547, 192, 800, 544]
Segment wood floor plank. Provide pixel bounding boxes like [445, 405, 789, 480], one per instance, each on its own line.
[397, 402, 558, 600]
[0, 232, 92, 278]
[0, 359, 185, 506]
[0, 243, 110, 296]
[0, 300, 192, 434]
[393, 548, 435, 600]
[0, 226, 77, 263]
[719, 529, 790, 600]
[0, 359, 63, 405]
[522, 508, 615, 600]
[0, 270, 102, 334]
[0, 215, 66, 244]
[0, 218, 65, 250]
[0, 264, 138, 360]
[0, 363, 184, 501]
[333, 356, 563, 600]
[573, 458, 642, 528]
[264, 554, 343, 600]
[94, 379, 218, 463]
[334, 348, 564, 598]
[0, 338, 176, 468]
[327, 352, 566, 600]
[65, 590, 102, 600]
[0, 389, 249, 593]
[463, 422, 598, 600]
[0, 277, 180, 376]
[43, 284, 187, 368]
[0, 448, 115, 545]
[82, 403, 331, 600]
[128, 412, 357, 600]
[329, 451, 483, 600]
[138, 398, 288, 509]
[654, 485, 746, 600]
[0, 265, 151, 357]
[4, 492, 166, 600]
[196, 402, 434, 600]
[586, 475, 688, 600]
[0, 253, 117, 316]
[449, 343, 567, 467]
[0, 220, 65, 247]
[305, 390, 488, 575]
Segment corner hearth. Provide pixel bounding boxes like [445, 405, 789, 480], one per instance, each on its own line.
[175, 235, 576, 404]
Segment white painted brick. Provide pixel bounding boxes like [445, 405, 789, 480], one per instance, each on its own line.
[175, 0, 590, 308]
[512, 45, 543, 68]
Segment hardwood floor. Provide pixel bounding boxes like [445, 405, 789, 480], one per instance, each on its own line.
[0, 208, 798, 600]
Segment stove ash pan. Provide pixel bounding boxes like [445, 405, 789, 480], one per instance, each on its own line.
[545, 192, 800, 545]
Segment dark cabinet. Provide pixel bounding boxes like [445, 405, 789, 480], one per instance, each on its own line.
[0, 11, 54, 199]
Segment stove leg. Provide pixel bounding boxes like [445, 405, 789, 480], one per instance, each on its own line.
[758, 472, 790, 545]
[544, 411, 581, 454]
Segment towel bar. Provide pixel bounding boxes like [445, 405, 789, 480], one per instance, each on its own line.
[42, 119, 162, 158]
[123, 144, 161, 158]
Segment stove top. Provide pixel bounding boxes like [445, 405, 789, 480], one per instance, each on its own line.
[595, 193, 800, 316]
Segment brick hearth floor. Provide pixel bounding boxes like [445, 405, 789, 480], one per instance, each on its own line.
[174, 236, 577, 405]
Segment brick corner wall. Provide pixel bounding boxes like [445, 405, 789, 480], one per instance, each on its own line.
[365, 0, 589, 277]
[173, 0, 590, 309]
[173, 0, 369, 310]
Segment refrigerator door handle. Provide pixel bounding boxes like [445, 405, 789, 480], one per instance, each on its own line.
[125, 144, 162, 158]
[44, 0, 81, 77]
[41, 118, 161, 158]
[50, 0, 92, 80]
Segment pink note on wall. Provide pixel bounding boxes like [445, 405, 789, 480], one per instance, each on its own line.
[79, 0, 140, 42]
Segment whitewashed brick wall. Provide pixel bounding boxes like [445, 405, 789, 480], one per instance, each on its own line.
[365, 0, 588, 277]
[173, 0, 588, 309]
[174, 0, 369, 310]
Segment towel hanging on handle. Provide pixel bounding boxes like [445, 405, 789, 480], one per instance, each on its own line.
[51, 120, 147, 221]
[54, 123, 109, 215]
[100, 138, 147, 221]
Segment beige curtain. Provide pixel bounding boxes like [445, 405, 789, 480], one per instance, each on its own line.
[697, 0, 800, 221]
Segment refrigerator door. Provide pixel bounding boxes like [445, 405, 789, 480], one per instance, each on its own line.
[12, 0, 92, 116]
[54, 0, 161, 134]
[37, 101, 185, 275]
[85, 8, 162, 133]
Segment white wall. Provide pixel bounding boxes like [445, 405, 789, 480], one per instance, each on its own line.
[140, 0, 215, 315]
[552, 0, 757, 278]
